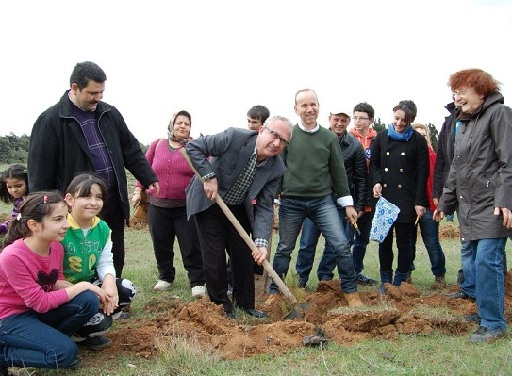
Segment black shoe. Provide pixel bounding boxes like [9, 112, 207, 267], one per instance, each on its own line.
[241, 308, 268, 319]
[76, 335, 112, 351]
[457, 269, 465, 285]
[445, 291, 470, 299]
[112, 311, 131, 320]
[464, 313, 481, 324]
[75, 311, 113, 337]
[469, 326, 507, 343]
[357, 273, 378, 286]
[225, 311, 236, 319]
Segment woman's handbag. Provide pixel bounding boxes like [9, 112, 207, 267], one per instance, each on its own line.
[370, 196, 400, 243]
[132, 190, 148, 222]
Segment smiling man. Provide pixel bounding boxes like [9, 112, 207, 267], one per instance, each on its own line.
[185, 116, 292, 319]
[270, 89, 363, 307]
[295, 109, 368, 287]
[28, 61, 159, 279]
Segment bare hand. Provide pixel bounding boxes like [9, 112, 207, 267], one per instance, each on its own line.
[345, 206, 358, 223]
[252, 247, 268, 265]
[203, 178, 218, 201]
[373, 183, 382, 198]
[414, 205, 426, 217]
[433, 197, 439, 206]
[495, 207, 512, 228]
[131, 194, 141, 207]
[432, 209, 444, 222]
[148, 182, 160, 195]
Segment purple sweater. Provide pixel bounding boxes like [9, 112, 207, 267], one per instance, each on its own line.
[0, 197, 25, 235]
[0, 239, 69, 319]
[136, 139, 194, 202]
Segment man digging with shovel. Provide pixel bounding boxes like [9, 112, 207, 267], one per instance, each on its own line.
[185, 116, 292, 319]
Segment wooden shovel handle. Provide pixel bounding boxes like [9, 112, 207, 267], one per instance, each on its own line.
[180, 148, 298, 304]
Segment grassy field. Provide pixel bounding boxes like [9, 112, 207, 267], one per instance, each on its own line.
[2, 169, 512, 375]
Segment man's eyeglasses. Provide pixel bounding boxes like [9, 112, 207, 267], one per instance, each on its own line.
[352, 116, 370, 121]
[264, 125, 289, 146]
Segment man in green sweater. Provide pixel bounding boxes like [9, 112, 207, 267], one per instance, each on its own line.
[270, 89, 363, 307]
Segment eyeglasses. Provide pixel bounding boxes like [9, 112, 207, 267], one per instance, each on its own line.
[264, 125, 289, 146]
[452, 89, 468, 98]
[352, 116, 369, 121]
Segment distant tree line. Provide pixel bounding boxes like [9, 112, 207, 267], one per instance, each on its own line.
[0, 133, 149, 164]
[0, 125, 438, 165]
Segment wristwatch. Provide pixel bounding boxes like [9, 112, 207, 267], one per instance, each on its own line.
[202, 172, 216, 182]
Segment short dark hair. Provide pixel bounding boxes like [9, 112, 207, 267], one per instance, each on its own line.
[247, 105, 270, 123]
[70, 61, 107, 89]
[353, 102, 375, 120]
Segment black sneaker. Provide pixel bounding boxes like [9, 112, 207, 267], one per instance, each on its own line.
[76, 335, 112, 351]
[75, 312, 113, 337]
[464, 313, 481, 324]
[357, 273, 378, 286]
[469, 326, 506, 343]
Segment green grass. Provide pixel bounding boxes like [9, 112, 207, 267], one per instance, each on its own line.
[2, 173, 512, 375]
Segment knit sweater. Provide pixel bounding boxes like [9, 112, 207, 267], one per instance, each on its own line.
[136, 138, 194, 204]
[0, 239, 68, 319]
[281, 125, 350, 199]
[61, 214, 115, 283]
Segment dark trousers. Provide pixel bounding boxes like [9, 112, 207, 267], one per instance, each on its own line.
[379, 222, 415, 273]
[148, 204, 205, 287]
[100, 190, 125, 277]
[193, 204, 255, 313]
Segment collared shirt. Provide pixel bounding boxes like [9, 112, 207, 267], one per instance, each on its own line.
[297, 122, 320, 133]
[224, 150, 269, 205]
[222, 149, 269, 248]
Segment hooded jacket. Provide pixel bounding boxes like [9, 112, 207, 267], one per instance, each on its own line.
[437, 92, 512, 240]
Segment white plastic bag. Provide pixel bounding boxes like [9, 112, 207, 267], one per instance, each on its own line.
[370, 197, 400, 243]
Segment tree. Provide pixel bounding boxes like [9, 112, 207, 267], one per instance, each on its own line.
[373, 117, 386, 133]
[427, 123, 439, 151]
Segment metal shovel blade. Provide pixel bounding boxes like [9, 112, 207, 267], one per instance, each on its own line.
[283, 301, 311, 320]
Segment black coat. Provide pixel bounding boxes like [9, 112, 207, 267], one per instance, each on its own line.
[28, 91, 158, 222]
[433, 102, 456, 200]
[370, 128, 429, 223]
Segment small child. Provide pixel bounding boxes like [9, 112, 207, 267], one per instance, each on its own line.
[0, 191, 108, 374]
[61, 173, 137, 349]
[0, 164, 29, 236]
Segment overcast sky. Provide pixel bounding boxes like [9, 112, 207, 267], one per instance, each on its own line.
[1, 0, 511, 144]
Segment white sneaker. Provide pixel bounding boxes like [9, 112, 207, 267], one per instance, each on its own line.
[191, 285, 206, 298]
[154, 280, 172, 291]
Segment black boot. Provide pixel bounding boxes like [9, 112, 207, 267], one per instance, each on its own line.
[393, 271, 409, 286]
[380, 270, 392, 285]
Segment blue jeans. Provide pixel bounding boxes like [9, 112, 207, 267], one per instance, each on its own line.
[0, 291, 99, 369]
[296, 212, 353, 284]
[461, 238, 507, 330]
[411, 209, 446, 277]
[271, 196, 357, 294]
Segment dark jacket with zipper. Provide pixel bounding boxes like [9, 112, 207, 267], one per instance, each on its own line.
[335, 131, 367, 212]
[433, 102, 457, 199]
[437, 92, 512, 241]
[28, 90, 157, 222]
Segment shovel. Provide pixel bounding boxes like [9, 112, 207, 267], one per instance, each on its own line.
[180, 148, 309, 319]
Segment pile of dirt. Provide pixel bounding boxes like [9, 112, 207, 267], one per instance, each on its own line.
[89, 271, 512, 364]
